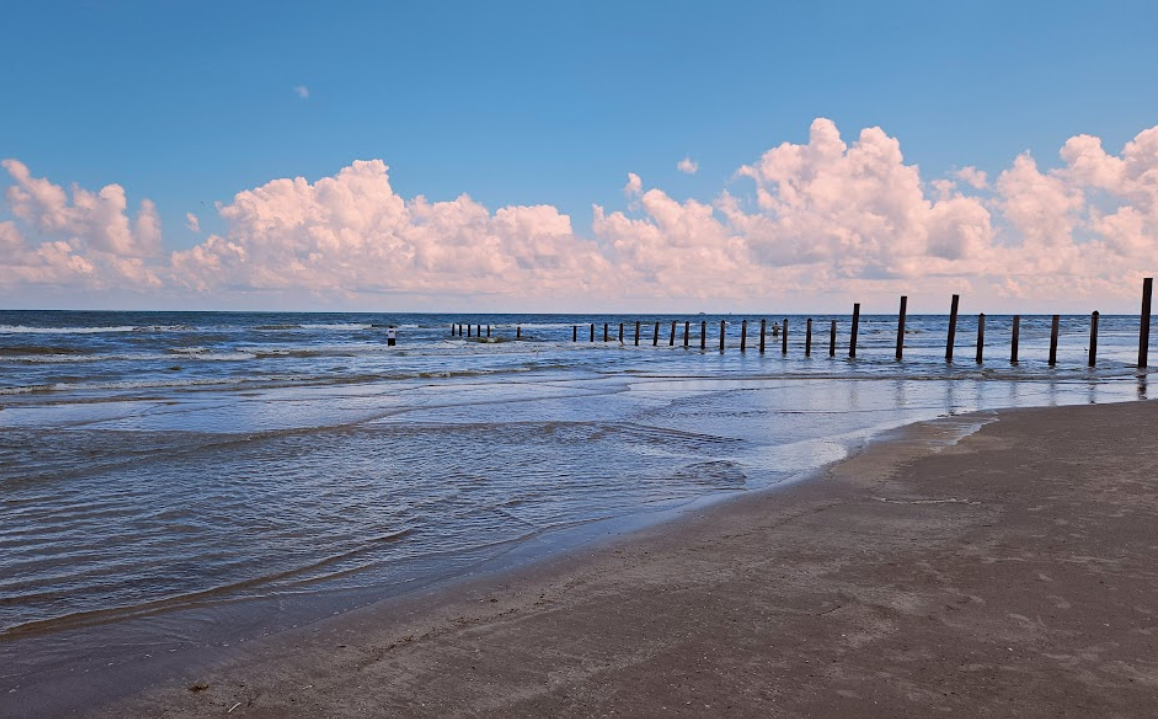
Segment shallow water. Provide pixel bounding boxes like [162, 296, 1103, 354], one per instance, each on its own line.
[0, 310, 1153, 699]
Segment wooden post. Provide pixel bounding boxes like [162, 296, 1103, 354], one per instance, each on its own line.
[849, 303, 860, 359]
[1049, 314, 1060, 366]
[1141, 277, 1153, 369]
[759, 319, 766, 354]
[633, 320, 639, 346]
[684, 321, 690, 347]
[573, 325, 577, 342]
[781, 318, 789, 355]
[1011, 315, 1020, 364]
[740, 320, 748, 352]
[604, 322, 609, 342]
[829, 320, 837, 357]
[450, 323, 455, 336]
[946, 294, 959, 362]
[467, 324, 472, 338]
[1089, 311, 1099, 368]
[719, 320, 726, 352]
[486, 325, 491, 338]
[806, 318, 813, 356]
[618, 323, 624, 343]
[590, 323, 595, 342]
[516, 325, 521, 339]
[975, 313, 985, 364]
[700, 321, 707, 350]
[896, 295, 907, 360]
[653, 321, 660, 346]
[669, 320, 677, 346]
[477, 324, 482, 337]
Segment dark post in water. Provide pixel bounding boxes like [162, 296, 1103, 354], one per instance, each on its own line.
[516, 325, 521, 339]
[806, 318, 813, 356]
[684, 321, 690, 348]
[603, 323, 609, 342]
[759, 319, 766, 354]
[1141, 277, 1153, 369]
[849, 304, 861, 359]
[467, 324, 472, 338]
[829, 320, 837, 357]
[633, 321, 640, 346]
[573, 325, 577, 342]
[590, 323, 595, 342]
[669, 320, 677, 346]
[946, 294, 960, 362]
[700, 321, 707, 350]
[781, 318, 789, 355]
[1011, 315, 1020, 364]
[618, 323, 624, 343]
[486, 325, 491, 338]
[653, 321, 660, 346]
[1089, 311, 1100, 367]
[719, 320, 726, 352]
[740, 320, 748, 352]
[1049, 315, 1060, 366]
[896, 295, 908, 360]
[975, 314, 985, 363]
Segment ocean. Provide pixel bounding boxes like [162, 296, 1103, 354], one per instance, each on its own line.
[0, 309, 1153, 704]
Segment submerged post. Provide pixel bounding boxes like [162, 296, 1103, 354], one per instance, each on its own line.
[806, 318, 813, 356]
[740, 320, 748, 352]
[653, 321, 660, 346]
[946, 294, 959, 362]
[781, 318, 789, 355]
[849, 304, 861, 359]
[719, 320, 726, 352]
[975, 313, 985, 364]
[1089, 311, 1100, 367]
[759, 319, 767, 353]
[896, 295, 908, 360]
[1141, 277, 1153, 369]
[829, 320, 837, 357]
[1049, 314, 1060, 366]
[1011, 315, 1020, 364]
[669, 320, 677, 346]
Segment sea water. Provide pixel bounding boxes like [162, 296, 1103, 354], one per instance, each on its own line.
[0, 310, 1152, 704]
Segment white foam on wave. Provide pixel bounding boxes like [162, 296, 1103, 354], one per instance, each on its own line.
[0, 325, 137, 335]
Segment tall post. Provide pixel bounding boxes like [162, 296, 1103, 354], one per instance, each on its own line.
[1049, 314, 1060, 366]
[590, 323, 595, 342]
[618, 323, 624, 343]
[1089, 311, 1099, 368]
[684, 321, 690, 348]
[516, 325, 521, 340]
[740, 320, 748, 352]
[486, 325, 491, 338]
[669, 320, 677, 346]
[719, 320, 726, 352]
[829, 320, 837, 357]
[896, 295, 908, 360]
[450, 323, 455, 336]
[975, 313, 985, 363]
[477, 324, 482, 337]
[759, 319, 766, 354]
[1011, 315, 1020, 364]
[806, 318, 813, 356]
[849, 304, 861, 359]
[604, 322, 609, 342]
[653, 321, 660, 346]
[573, 325, 577, 342]
[781, 318, 789, 355]
[633, 320, 640, 346]
[1141, 277, 1153, 369]
[467, 324, 472, 338]
[946, 294, 960, 362]
[700, 321, 706, 350]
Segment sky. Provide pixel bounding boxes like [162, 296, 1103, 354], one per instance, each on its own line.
[2, 0, 1158, 313]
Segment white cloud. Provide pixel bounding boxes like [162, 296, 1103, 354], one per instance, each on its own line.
[294, 85, 310, 100]
[677, 157, 698, 175]
[955, 166, 988, 189]
[185, 212, 201, 233]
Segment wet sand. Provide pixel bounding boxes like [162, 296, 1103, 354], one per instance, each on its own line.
[60, 401, 1158, 716]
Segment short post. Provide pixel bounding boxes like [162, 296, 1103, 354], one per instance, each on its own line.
[759, 319, 766, 353]
[719, 320, 726, 352]
[633, 320, 639, 346]
[1011, 315, 1020, 364]
[486, 325, 491, 338]
[849, 303, 860, 359]
[573, 325, 578, 342]
[653, 321, 660, 346]
[516, 325, 521, 339]
[896, 295, 907, 360]
[1140, 277, 1153, 369]
[946, 294, 959, 362]
[975, 313, 985, 363]
[590, 323, 595, 342]
[477, 324, 482, 337]
[467, 324, 472, 338]
[1089, 311, 1100, 367]
[669, 320, 677, 346]
[829, 320, 837, 357]
[806, 318, 813, 356]
[700, 321, 707, 350]
[684, 321, 690, 348]
[450, 323, 455, 336]
[740, 320, 748, 352]
[618, 323, 624, 343]
[604, 323, 610, 342]
[1049, 314, 1060, 366]
[781, 318, 789, 355]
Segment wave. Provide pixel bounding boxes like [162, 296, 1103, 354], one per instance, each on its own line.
[0, 345, 91, 356]
[0, 325, 136, 335]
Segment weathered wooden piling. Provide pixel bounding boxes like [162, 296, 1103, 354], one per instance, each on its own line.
[1011, 315, 1020, 364]
[633, 320, 640, 346]
[946, 294, 959, 362]
[573, 325, 578, 342]
[477, 324, 482, 337]
[806, 318, 813, 357]
[700, 321, 707, 350]
[604, 323, 610, 342]
[684, 321, 690, 348]
[1089, 311, 1099, 367]
[740, 320, 748, 352]
[1141, 277, 1153, 369]
[896, 295, 907, 360]
[669, 320, 677, 346]
[590, 323, 595, 342]
[975, 313, 985, 363]
[759, 319, 766, 354]
[1049, 314, 1060, 366]
[618, 323, 624, 343]
[829, 320, 837, 357]
[781, 318, 788, 355]
[719, 320, 726, 352]
[486, 325, 491, 338]
[467, 324, 472, 338]
[653, 321, 660, 346]
[849, 303, 861, 359]
[516, 325, 521, 339]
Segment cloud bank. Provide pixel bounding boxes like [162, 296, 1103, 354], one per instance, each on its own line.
[2, 119, 1157, 310]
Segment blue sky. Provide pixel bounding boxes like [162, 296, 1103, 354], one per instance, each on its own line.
[2, 1, 1157, 311]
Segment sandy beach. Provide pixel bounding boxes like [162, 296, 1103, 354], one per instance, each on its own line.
[42, 399, 1157, 717]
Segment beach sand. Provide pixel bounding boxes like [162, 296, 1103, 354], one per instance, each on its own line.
[74, 400, 1158, 717]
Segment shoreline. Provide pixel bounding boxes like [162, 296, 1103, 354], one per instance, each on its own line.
[50, 398, 1156, 718]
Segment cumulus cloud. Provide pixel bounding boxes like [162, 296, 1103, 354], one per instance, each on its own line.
[186, 212, 201, 233]
[294, 85, 310, 99]
[677, 157, 698, 175]
[3, 118, 1158, 309]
